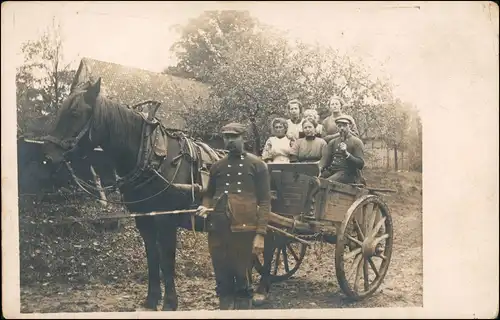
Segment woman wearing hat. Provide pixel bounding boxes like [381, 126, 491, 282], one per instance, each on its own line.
[261, 118, 293, 163]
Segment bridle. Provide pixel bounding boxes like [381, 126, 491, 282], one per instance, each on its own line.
[44, 118, 94, 161]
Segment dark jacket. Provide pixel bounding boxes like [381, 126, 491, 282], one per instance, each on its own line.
[202, 151, 271, 235]
[319, 133, 365, 177]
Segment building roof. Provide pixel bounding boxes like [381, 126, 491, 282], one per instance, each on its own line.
[71, 57, 210, 130]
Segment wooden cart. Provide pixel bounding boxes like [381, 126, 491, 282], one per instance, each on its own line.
[253, 163, 394, 301]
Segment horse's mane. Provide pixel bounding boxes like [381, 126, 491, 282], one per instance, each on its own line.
[61, 82, 224, 161]
[91, 94, 144, 152]
[61, 81, 145, 152]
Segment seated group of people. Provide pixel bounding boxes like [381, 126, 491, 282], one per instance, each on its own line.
[260, 96, 365, 185]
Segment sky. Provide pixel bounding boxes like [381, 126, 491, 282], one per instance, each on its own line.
[3, 1, 499, 117]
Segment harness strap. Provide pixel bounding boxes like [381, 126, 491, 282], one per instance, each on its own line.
[43, 119, 93, 155]
[115, 121, 157, 190]
[177, 133, 207, 238]
[64, 149, 185, 205]
[180, 133, 199, 203]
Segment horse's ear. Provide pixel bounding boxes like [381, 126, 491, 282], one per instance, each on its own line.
[84, 77, 101, 102]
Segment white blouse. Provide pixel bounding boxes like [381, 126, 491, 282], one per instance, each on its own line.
[261, 136, 293, 163]
[286, 118, 304, 140]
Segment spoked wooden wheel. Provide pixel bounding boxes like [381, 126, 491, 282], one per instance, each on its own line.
[335, 194, 393, 300]
[254, 234, 307, 283]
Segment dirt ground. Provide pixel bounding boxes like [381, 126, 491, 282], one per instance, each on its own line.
[19, 168, 422, 313]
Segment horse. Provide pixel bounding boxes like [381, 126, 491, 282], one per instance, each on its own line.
[41, 78, 225, 311]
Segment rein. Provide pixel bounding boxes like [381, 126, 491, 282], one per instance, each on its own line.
[63, 132, 191, 205]
[64, 156, 184, 205]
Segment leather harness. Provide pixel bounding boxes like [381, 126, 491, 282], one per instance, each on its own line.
[44, 101, 226, 205]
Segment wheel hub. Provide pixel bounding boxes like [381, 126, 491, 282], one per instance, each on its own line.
[361, 237, 384, 257]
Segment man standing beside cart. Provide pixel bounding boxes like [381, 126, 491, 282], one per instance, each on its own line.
[196, 122, 271, 310]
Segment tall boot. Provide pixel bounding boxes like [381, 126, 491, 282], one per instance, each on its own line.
[219, 296, 235, 310]
[252, 291, 268, 306]
[234, 297, 252, 310]
[253, 279, 269, 306]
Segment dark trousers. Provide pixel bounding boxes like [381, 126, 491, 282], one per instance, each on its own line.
[208, 220, 255, 310]
[327, 170, 352, 183]
[325, 170, 362, 184]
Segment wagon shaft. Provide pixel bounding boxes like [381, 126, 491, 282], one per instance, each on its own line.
[267, 225, 312, 246]
[268, 212, 311, 233]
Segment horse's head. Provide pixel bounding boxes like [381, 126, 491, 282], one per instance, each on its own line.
[43, 78, 102, 165]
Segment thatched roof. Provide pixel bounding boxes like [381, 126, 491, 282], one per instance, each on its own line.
[71, 58, 210, 130]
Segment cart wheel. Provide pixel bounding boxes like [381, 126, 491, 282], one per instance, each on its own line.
[253, 236, 307, 283]
[335, 194, 393, 300]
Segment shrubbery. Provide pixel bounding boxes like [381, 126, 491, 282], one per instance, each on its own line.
[19, 191, 214, 287]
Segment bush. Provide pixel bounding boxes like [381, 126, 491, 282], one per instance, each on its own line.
[19, 190, 214, 287]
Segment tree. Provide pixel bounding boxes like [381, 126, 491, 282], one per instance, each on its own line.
[17, 17, 76, 136]
[285, 43, 394, 140]
[175, 11, 400, 159]
[405, 105, 423, 172]
[376, 99, 417, 171]
[16, 65, 41, 135]
[179, 28, 397, 154]
[167, 10, 258, 83]
[181, 29, 297, 154]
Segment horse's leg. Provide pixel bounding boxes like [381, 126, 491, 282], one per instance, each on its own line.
[157, 221, 179, 311]
[136, 217, 162, 310]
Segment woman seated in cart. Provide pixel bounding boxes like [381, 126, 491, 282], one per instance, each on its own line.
[303, 108, 324, 137]
[261, 117, 293, 164]
[318, 115, 366, 184]
[289, 119, 326, 163]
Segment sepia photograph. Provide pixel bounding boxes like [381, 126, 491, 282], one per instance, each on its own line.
[2, 1, 498, 318]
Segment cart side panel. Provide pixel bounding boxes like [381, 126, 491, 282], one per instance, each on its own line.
[316, 179, 369, 222]
[322, 192, 356, 222]
[267, 163, 320, 217]
[270, 171, 318, 216]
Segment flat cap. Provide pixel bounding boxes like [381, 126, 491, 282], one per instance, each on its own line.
[221, 122, 246, 135]
[334, 115, 352, 124]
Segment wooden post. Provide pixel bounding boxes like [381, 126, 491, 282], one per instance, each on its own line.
[386, 147, 390, 170]
[394, 146, 399, 171]
[401, 150, 405, 171]
[89, 165, 107, 207]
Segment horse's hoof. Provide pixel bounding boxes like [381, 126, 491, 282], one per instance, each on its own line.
[161, 304, 177, 311]
[252, 293, 268, 306]
[143, 297, 161, 310]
